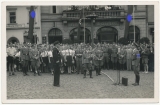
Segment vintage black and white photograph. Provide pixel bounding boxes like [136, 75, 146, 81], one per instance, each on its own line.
[1, 1, 159, 104]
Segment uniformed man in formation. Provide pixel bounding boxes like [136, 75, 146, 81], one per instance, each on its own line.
[29, 44, 41, 76]
[20, 43, 30, 76]
[82, 46, 93, 78]
[7, 41, 153, 86]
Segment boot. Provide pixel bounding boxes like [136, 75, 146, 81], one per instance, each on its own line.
[83, 70, 86, 78]
[99, 67, 101, 75]
[38, 72, 41, 76]
[90, 70, 93, 78]
[136, 75, 140, 85]
[22, 67, 26, 76]
[96, 67, 98, 76]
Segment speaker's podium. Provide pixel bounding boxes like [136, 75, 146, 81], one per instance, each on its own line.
[122, 77, 128, 86]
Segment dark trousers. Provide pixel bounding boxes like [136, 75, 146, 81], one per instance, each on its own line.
[103, 56, 109, 69]
[132, 65, 140, 84]
[95, 66, 101, 75]
[84, 70, 92, 78]
[8, 56, 15, 73]
[76, 58, 82, 74]
[21, 60, 29, 74]
[54, 65, 60, 86]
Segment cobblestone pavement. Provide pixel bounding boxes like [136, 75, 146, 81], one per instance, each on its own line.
[7, 70, 154, 99]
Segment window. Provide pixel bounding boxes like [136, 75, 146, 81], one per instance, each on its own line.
[9, 12, 16, 23]
[52, 6, 56, 13]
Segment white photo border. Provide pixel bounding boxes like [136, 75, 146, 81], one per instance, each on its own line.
[1, 0, 159, 104]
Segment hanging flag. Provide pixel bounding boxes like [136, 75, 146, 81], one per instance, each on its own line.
[124, 5, 133, 39]
[28, 6, 35, 44]
[77, 9, 83, 43]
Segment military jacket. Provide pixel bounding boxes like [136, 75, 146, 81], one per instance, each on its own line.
[20, 47, 30, 60]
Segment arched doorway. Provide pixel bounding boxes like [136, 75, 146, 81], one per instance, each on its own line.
[48, 28, 63, 44]
[7, 37, 19, 44]
[69, 27, 91, 43]
[96, 26, 118, 43]
[128, 26, 140, 42]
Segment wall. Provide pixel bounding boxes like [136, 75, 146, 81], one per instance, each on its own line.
[6, 6, 41, 44]
[130, 19, 147, 38]
[7, 30, 24, 44]
[147, 5, 154, 22]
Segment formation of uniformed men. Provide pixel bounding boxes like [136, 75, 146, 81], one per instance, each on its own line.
[6, 42, 153, 86]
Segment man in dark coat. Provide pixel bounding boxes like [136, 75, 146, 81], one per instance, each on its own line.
[53, 41, 61, 87]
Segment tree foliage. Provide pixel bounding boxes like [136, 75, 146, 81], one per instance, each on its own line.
[139, 37, 150, 44]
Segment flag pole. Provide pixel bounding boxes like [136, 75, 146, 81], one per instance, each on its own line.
[133, 5, 135, 43]
[83, 6, 85, 44]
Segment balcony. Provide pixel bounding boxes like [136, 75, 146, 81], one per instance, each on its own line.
[62, 10, 125, 21]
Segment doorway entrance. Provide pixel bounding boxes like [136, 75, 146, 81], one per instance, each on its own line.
[48, 28, 63, 44]
[96, 26, 118, 43]
[7, 37, 19, 44]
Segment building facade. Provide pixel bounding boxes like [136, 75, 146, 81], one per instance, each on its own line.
[41, 5, 154, 44]
[6, 6, 41, 44]
[6, 5, 154, 44]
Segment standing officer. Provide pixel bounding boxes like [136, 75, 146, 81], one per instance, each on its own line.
[75, 45, 83, 74]
[82, 47, 93, 78]
[132, 45, 140, 86]
[111, 44, 118, 70]
[53, 41, 61, 87]
[20, 43, 30, 76]
[93, 45, 104, 76]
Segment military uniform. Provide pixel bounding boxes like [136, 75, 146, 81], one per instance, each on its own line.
[82, 49, 93, 78]
[29, 46, 41, 76]
[126, 46, 133, 71]
[20, 44, 30, 76]
[132, 47, 140, 86]
[93, 47, 104, 76]
[102, 44, 110, 70]
[111, 45, 118, 70]
[141, 45, 150, 73]
[75, 48, 83, 74]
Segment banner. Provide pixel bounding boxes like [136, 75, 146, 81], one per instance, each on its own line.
[77, 9, 83, 43]
[124, 5, 133, 39]
[28, 6, 35, 44]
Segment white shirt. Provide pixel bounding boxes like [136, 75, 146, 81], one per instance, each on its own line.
[15, 51, 20, 57]
[66, 49, 74, 56]
[41, 51, 48, 57]
[61, 50, 66, 56]
[47, 51, 53, 57]
[7, 47, 17, 56]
